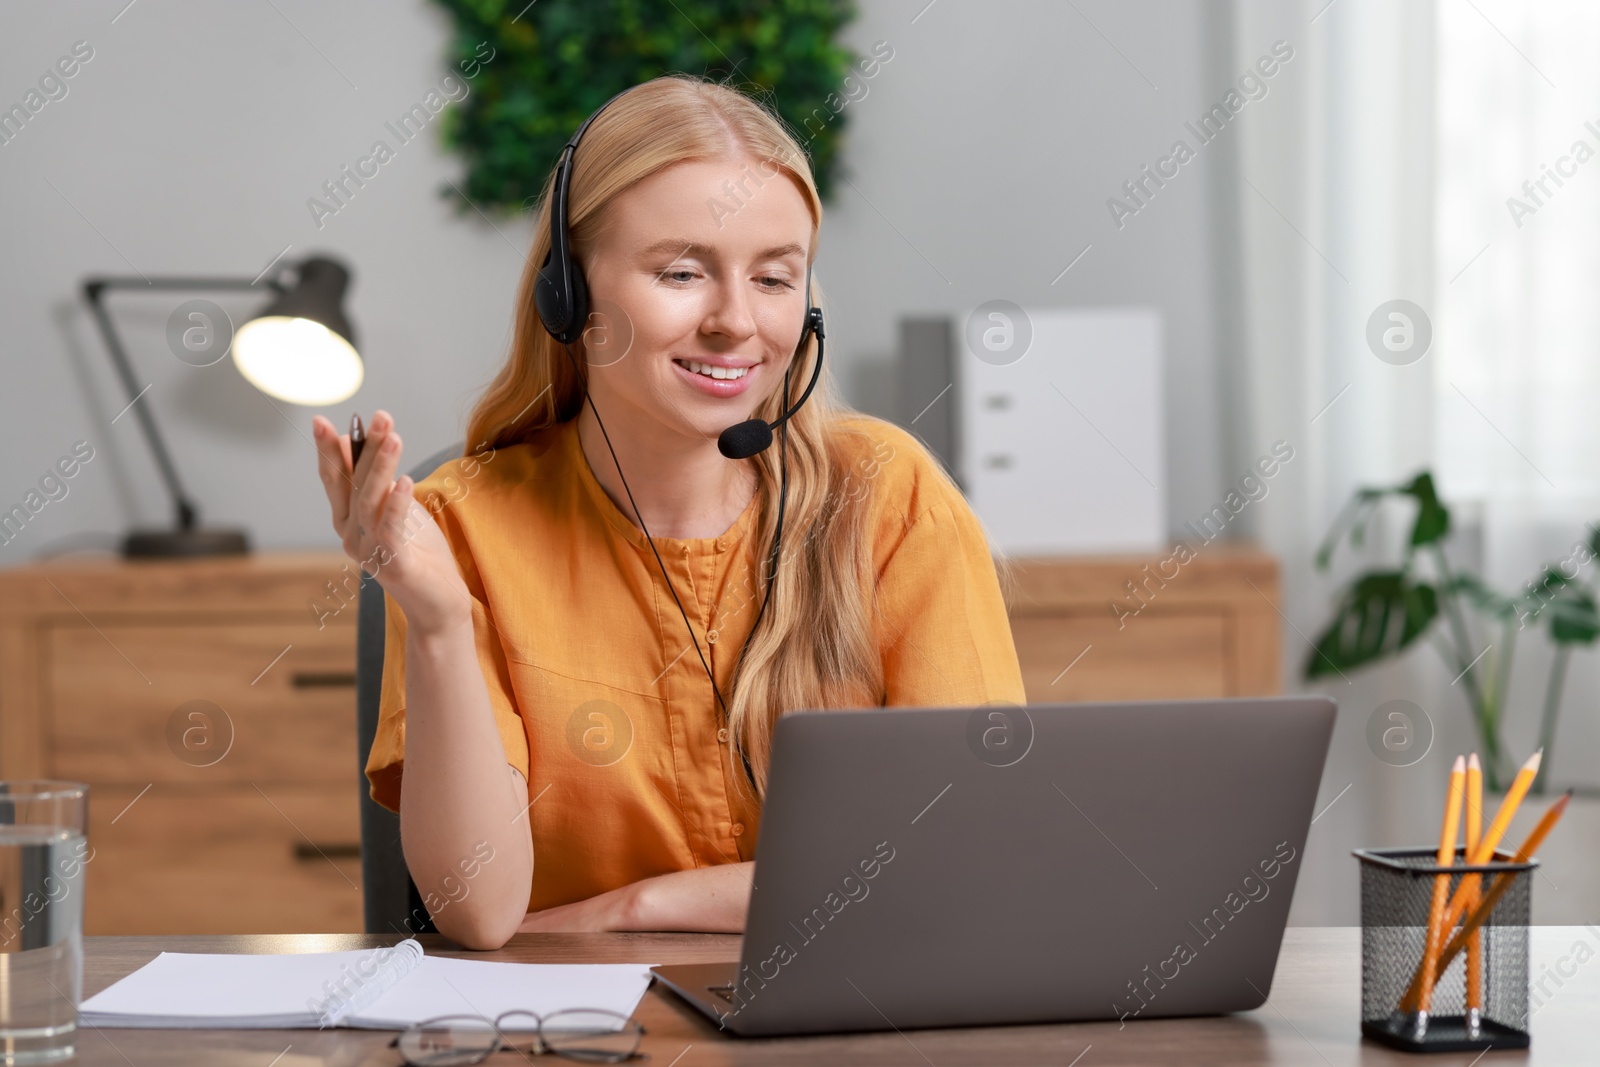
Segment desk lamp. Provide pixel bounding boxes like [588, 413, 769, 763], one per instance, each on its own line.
[83, 255, 361, 558]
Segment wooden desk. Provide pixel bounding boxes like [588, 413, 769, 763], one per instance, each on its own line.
[75, 927, 1598, 1065]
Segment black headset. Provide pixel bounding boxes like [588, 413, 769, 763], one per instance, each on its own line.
[533, 86, 826, 756]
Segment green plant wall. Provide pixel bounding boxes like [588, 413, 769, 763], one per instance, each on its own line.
[430, 0, 860, 214]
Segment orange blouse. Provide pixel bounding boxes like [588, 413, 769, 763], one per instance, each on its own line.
[368, 413, 1025, 913]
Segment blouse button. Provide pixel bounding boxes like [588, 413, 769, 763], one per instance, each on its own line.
[717, 727, 729, 744]
[707, 628, 719, 644]
[731, 822, 745, 837]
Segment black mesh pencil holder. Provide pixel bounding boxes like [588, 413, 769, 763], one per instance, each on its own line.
[1355, 847, 1535, 1053]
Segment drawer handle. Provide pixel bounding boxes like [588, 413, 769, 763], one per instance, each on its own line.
[294, 842, 361, 861]
[290, 671, 358, 689]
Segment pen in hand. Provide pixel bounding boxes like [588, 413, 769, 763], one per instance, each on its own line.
[349, 413, 365, 470]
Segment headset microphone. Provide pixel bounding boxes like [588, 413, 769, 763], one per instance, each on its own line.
[716, 305, 825, 459]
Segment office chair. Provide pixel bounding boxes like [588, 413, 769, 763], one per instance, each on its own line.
[354, 440, 463, 935]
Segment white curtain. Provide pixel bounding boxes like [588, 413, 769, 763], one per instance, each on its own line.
[1434, 1, 1600, 782]
[1437, 2, 1600, 509]
[1218, 0, 1600, 923]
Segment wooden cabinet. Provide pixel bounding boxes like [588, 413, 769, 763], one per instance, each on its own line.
[1004, 544, 1281, 701]
[0, 553, 363, 935]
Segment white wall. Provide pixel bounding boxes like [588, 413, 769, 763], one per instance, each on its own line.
[0, 0, 1230, 555]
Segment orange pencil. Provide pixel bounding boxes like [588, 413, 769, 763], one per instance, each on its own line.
[1474, 751, 1543, 865]
[1431, 791, 1572, 982]
[1401, 751, 1545, 1013]
[1415, 756, 1466, 1017]
[1464, 754, 1483, 1034]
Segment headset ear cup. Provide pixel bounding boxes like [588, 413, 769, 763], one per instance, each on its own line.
[566, 262, 590, 346]
[534, 254, 570, 341]
[535, 256, 590, 346]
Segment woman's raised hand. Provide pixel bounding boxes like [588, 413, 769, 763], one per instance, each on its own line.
[311, 410, 472, 637]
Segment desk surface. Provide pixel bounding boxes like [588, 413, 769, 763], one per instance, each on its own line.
[74, 927, 1599, 1065]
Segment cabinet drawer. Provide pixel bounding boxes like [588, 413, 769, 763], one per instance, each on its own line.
[47, 620, 357, 785]
[84, 783, 362, 935]
[1012, 612, 1227, 701]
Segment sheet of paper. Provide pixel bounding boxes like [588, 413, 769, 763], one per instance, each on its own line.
[79, 941, 656, 1031]
[349, 957, 657, 1031]
[79, 945, 403, 1027]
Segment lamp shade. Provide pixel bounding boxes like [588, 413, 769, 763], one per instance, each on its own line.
[234, 256, 363, 405]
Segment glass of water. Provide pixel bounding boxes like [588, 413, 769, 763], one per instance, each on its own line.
[0, 782, 89, 1066]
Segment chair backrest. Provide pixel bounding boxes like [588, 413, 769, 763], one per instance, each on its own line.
[355, 441, 464, 934]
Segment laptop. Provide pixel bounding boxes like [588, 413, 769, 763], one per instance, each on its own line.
[652, 696, 1336, 1036]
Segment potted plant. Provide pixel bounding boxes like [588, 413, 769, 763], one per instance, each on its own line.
[1306, 473, 1600, 794]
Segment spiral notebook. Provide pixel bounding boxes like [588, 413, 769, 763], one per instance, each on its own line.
[79, 939, 656, 1031]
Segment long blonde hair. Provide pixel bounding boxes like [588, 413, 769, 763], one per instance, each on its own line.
[465, 75, 882, 797]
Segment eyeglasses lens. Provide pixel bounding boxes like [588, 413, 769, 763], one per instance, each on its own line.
[540, 1009, 644, 1062]
[396, 1016, 499, 1066]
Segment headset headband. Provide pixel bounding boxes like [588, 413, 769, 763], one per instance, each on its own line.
[540, 89, 631, 337]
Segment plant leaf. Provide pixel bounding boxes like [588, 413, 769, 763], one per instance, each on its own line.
[1400, 473, 1450, 546]
[1314, 473, 1449, 570]
[1549, 585, 1600, 645]
[1305, 571, 1440, 678]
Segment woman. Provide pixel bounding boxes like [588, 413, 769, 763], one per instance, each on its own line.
[311, 75, 1024, 951]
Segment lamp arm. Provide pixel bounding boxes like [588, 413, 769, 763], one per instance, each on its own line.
[81, 275, 283, 532]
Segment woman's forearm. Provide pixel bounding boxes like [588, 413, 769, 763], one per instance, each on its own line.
[628, 861, 754, 932]
[517, 861, 755, 934]
[400, 617, 534, 950]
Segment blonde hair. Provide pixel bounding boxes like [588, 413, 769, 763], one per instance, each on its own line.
[465, 75, 882, 796]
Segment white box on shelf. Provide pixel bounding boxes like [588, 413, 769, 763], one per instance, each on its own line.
[958, 306, 1164, 555]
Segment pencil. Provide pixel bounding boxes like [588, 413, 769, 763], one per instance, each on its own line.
[1464, 753, 1483, 1031]
[1473, 751, 1542, 865]
[349, 413, 366, 469]
[1400, 750, 1544, 1012]
[1429, 791, 1571, 983]
[1414, 755, 1466, 1016]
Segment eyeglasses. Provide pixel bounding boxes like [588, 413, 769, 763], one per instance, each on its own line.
[391, 1009, 648, 1065]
